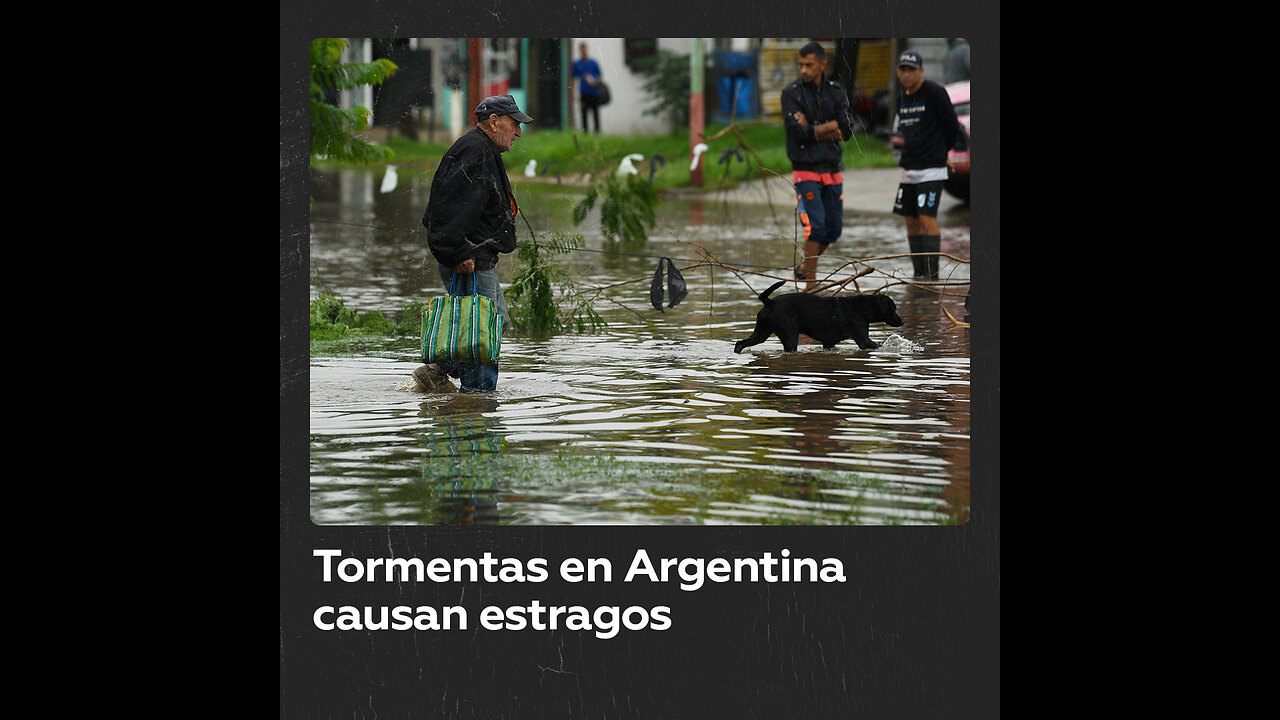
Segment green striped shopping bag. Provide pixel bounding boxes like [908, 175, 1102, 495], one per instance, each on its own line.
[421, 275, 504, 366]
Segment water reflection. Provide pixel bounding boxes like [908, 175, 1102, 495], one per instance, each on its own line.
[418, 395, 505, 525]
[308, 165, 971, 525]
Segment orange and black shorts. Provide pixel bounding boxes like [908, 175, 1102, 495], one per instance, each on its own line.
[794, 174, 844, 246]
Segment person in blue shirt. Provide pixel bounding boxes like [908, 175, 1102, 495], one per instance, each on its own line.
[571, 43, 603, 133]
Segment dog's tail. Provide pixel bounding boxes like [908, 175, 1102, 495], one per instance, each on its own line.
[758, 280, 786, 306]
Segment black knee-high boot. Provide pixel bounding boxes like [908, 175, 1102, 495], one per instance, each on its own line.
[921, 234, 941, 280]
[907, 235, 927, 278]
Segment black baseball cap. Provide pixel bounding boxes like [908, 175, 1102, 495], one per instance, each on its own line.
[474, 95, 533, 124]
[897, 50, 923, 69]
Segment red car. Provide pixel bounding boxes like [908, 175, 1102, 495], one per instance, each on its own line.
[889, 80, 971, 202]
[944, 81, 970, 202]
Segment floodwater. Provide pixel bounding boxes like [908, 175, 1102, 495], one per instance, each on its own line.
[307, 165, 971, 525]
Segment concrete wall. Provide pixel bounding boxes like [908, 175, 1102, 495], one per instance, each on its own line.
[576, 37, 957, 136]
[906, 38, 950, 82]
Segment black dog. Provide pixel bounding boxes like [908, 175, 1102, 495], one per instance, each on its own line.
[733, 281, 904, 353]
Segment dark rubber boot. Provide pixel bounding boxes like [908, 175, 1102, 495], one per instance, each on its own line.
[907, 235, 927, 278]
[921, 234, 942, 280]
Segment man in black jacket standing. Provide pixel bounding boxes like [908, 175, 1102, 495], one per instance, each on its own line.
[781, 42, 854, 286]
[415, 94, 531, 393]
[891, 50, 960, 281]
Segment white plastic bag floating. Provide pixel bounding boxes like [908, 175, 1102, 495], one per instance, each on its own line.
[379, 165, 398, 193]
[689, 143, 709, 171]
[617, 154, 644, 176]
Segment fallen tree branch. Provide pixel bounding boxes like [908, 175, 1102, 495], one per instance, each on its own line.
[942, 304, 970, 329]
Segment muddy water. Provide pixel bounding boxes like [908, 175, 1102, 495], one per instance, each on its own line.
[308, 167, 971, 525]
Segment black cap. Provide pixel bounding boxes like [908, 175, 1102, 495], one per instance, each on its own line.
[897, 50, 922, 69]
[474, 95, 533, 124]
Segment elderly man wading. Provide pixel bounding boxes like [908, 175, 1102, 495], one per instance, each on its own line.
[414, 95, 532, 393]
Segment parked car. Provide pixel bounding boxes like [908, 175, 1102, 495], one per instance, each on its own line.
[943, 81, 970, 202]
[888, 80, 971, 202]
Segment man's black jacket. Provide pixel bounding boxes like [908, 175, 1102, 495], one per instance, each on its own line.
[422, 126, 517, 271]
[780, 76, 854, 173]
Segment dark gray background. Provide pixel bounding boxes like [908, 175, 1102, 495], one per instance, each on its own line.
[281, 3, 1002, 716]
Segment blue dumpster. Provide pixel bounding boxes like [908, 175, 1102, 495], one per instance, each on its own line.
[713, 51, 758, 121]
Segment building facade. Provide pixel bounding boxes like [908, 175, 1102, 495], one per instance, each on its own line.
[329, 37, 952, 143]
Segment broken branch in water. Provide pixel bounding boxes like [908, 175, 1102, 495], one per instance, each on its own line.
[942, 304, 970, 329]
[540, 228, 971, 325]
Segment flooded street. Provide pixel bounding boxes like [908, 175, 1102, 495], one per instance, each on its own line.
[308, 165, 971, 525]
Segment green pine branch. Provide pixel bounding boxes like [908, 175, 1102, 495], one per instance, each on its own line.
[507, 231, 605, 334]
[309, 38, 398, 164]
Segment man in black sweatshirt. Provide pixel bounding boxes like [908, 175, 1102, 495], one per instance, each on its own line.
[891, 50, 960, 281]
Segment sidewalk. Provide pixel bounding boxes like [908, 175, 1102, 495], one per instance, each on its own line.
[361, 124, 968, 220]
[665, 168, 968, 219]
